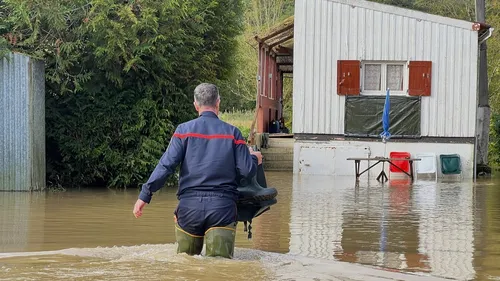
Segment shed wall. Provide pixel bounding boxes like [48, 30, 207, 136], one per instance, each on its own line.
[293, 0, 479, 137]
[0, 52, 46, 191]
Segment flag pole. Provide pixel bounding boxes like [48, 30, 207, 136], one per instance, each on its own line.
[379, 88, 391, 183]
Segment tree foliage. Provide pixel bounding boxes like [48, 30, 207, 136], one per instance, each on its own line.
[0, 0, 245, 188]
[369, 0, 475, 19]
[244, 0, 294, 34]
[370, 0, 416, 9]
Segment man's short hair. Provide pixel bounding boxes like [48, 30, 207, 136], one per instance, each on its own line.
[194, 83, 220, 107]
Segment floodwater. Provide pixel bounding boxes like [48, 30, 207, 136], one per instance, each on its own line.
[0, 172, 499, 281]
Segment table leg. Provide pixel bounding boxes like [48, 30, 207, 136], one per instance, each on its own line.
[353, 160, 385, 182]
[374, 160, 388, 183]
[387, 161, 413, 179]
[409, 161, 414, 181]
[355, 160, 360, 181]
[359, 160, 382, 177]
[377, 170, 388, 183]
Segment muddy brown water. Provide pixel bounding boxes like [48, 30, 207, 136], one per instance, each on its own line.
[0, 172, 499, 280]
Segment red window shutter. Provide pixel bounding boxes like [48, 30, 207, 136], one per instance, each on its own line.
[337, 60, 360, 95]
[408, 61, 432, 96]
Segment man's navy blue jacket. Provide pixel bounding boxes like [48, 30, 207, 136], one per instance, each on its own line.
[139, 111, 258, 203]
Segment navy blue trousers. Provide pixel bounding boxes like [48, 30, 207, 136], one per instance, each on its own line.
[174, 192, 237, 236]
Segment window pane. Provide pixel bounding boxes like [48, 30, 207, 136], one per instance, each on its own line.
[364, 64, 381, 91]
[387, 65, 404, 91]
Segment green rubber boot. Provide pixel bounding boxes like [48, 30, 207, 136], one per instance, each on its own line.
[175, 224, 204, 256]
[238, 175, 278, 203]
[204, 222, 237, 259]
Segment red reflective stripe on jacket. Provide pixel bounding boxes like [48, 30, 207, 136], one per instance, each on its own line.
[174, 133, 246, 145]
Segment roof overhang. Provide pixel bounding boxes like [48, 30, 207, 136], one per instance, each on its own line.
[255, 16, 294, 73]
[255, 16, 294, 49]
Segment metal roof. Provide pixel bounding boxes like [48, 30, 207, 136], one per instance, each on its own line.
[329, 0, 484, 30]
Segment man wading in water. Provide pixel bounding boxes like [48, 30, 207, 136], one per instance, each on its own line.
[133, 83, 266, 258]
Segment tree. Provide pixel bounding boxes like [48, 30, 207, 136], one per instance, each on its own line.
[370, 0, 416, 9]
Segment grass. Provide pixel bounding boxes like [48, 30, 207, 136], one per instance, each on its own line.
[220, 110, 254, 140]
[220, 108, 294, 139]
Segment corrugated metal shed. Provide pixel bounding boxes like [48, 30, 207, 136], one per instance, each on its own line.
[0, 52, 46, 191]
[293, 0, 479, 137]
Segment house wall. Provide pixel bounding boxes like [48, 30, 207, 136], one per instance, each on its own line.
[257, 44, 283, 133]
[292, 0, 479, 138]
[293, 140, 475, 179]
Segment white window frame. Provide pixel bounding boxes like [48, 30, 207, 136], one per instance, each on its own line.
[360, 61, 408, 96]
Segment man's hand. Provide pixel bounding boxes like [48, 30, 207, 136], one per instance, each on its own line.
[248, 146, 263, 165]
[133, 199, 147, 218]
[250, 150, 263, 165]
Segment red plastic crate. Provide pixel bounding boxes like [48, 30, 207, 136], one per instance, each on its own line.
[389, 152, 411, 173]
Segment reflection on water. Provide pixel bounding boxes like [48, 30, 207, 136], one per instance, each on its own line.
[288, 174, 500, 281]
[0, 192, 46, 252]
[414, 182, 474, 279]
[1, 172, 500, 280]
[288, 175, 348, 259]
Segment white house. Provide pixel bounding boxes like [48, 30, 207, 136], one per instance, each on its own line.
[291, 0, 493, 179]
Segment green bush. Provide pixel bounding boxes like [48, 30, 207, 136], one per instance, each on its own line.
[489, 114, 500, 166]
